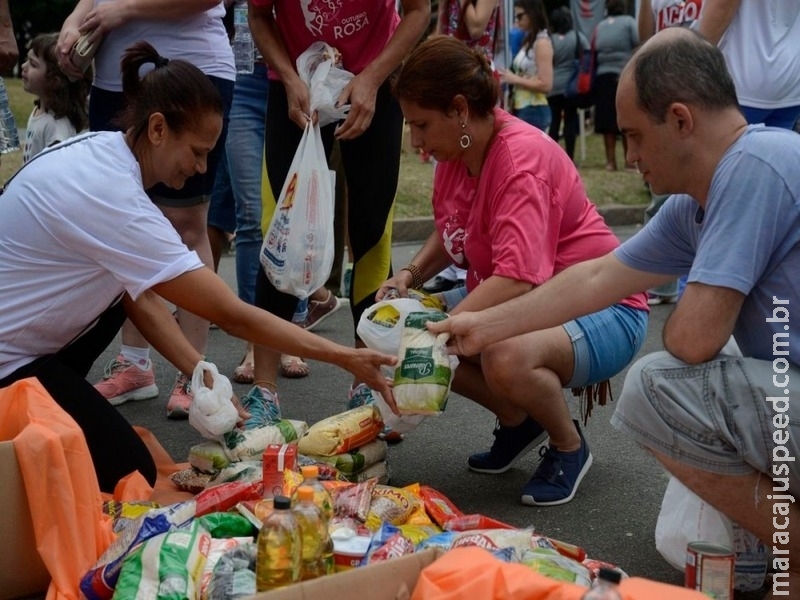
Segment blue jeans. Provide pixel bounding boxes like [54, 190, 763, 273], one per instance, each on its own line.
[225, 63, 269, 305]
[613, 351, 800, 482]
[563, 304, 649, 387]
[516, 104, 552, 132]
[741, 105, 800, 130]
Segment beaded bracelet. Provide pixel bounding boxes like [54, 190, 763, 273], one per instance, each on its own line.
[400, 263, 424, 290]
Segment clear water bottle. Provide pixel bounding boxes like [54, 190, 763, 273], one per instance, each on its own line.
[256, 495, 301, 592]
[0, 77, 20, 154]
[581, 567, 623, 599]
[232, 0, 254, 75]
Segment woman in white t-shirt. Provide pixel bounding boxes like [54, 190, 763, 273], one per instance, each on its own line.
[0, 42, 395, 493]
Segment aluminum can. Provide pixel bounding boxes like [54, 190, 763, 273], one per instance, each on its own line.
[685, 541, 734, 599]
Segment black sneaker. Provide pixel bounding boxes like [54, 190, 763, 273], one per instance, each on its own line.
[468, 417, 549, 474]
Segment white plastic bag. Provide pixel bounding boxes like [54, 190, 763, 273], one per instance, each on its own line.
[260, 121, 335, 298]
[189, 361, 239, 439]
[296, 41, 354, 127]
[357, 297, 443, 363]
[655, 476, 768, 591]
[655, 476, 733, 570]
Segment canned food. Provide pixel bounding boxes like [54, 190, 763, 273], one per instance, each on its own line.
[685, 541, 734, 599]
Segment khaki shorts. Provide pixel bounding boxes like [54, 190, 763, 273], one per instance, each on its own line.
[612, 351, 800, 491]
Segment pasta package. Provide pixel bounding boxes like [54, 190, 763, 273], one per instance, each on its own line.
[393, 312, 456, 415]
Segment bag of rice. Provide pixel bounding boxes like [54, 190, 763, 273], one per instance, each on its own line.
[222, 419, 308, 461]
[393, 312, 457, 415]
[298, 405, 383, 456]
[303, 438, 387, 474]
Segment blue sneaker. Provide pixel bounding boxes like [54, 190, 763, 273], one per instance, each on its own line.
[239, 385, 281, 429]
[347, 383, 404, 443]
[468, 417, 549, 474]
[521, 420, 592, 506]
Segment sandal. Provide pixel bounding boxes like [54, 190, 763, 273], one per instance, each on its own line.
[280, 355, 310, 379]
[232, 354, 255, 384]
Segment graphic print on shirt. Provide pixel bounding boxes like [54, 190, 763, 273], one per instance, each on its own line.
[655, 0, 702, 31]
[442, 212, 466, 265]
[300, 0, 370, 40]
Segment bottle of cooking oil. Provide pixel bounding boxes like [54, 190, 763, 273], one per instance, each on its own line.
[291, 465, 334, 523]
[256, 495, 300, 592]
[293, 486, 325, 581]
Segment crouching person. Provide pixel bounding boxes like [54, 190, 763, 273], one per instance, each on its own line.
[428, 28, 800, 595]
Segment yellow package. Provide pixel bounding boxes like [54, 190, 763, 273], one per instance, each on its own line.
[298, 405, 383, 456]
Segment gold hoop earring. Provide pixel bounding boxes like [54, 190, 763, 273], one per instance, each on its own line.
[459, 122, 472, 149]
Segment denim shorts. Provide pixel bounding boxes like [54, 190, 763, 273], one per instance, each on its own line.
[563, 303, 649, 388]
[612, 351, 800, 488]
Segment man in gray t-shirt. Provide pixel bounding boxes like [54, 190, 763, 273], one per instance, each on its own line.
[429, 28, 799, 593]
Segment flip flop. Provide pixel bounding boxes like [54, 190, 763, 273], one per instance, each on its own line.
[232, 356, 255, 384]
[280, 355, 310, 379]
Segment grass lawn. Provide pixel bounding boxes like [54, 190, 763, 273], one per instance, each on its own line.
[2, 76, 648, 215]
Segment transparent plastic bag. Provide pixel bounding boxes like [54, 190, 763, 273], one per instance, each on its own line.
[296, 41, 354, 126]
[260, 121, 335, 298]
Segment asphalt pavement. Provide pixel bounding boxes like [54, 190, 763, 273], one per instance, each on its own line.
[89, 224, 688, 586]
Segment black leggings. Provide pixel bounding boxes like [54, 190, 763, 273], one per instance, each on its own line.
[256, 81, 404, 335]
[0, 302, 157, 493]
[547, 94, 580, 160]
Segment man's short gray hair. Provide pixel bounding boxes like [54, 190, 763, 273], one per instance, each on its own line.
[633, 30, 739, 123]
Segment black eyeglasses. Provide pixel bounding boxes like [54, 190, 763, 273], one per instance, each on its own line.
[514, 12, 525, 20]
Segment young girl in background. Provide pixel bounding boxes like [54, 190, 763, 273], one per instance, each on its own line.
[21, 32, 91, 164]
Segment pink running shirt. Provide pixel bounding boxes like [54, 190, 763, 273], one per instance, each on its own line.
[250, 0, 400, 79]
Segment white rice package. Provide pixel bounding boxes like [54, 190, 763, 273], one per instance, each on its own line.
[393, 312, 457, 415]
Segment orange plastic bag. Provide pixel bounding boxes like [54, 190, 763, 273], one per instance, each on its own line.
[412, 547, 585, 600]
[0, 378, 115, 600]
[412, 547, 711, 600]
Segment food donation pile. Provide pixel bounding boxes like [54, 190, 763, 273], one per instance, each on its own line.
[76, 292, 625, 598]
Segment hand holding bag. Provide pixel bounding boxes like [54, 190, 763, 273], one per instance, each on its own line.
[70, 29, 104, 73]
[260, 121, 335, 299]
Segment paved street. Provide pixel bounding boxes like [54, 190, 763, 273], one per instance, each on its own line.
[83, 224, 705, 588]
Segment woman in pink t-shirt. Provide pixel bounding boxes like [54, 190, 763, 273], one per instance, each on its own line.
[381, 36, 649, 507]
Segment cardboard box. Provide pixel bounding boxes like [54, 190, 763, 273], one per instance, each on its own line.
[0, 441, 51, 599]
[248, 547, 444, 600]
[247, 545, 713, 600]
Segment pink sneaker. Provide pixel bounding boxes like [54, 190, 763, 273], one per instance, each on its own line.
[166, 373, 193, 420]
[94, 355, 158, 406]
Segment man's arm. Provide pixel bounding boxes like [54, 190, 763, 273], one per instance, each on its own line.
[428, 252, 666, 356]
[662, 282, 743, 363]
[698, 0, 741, 45]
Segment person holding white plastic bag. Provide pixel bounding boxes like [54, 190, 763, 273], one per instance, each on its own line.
[247, 0, 430, 431]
